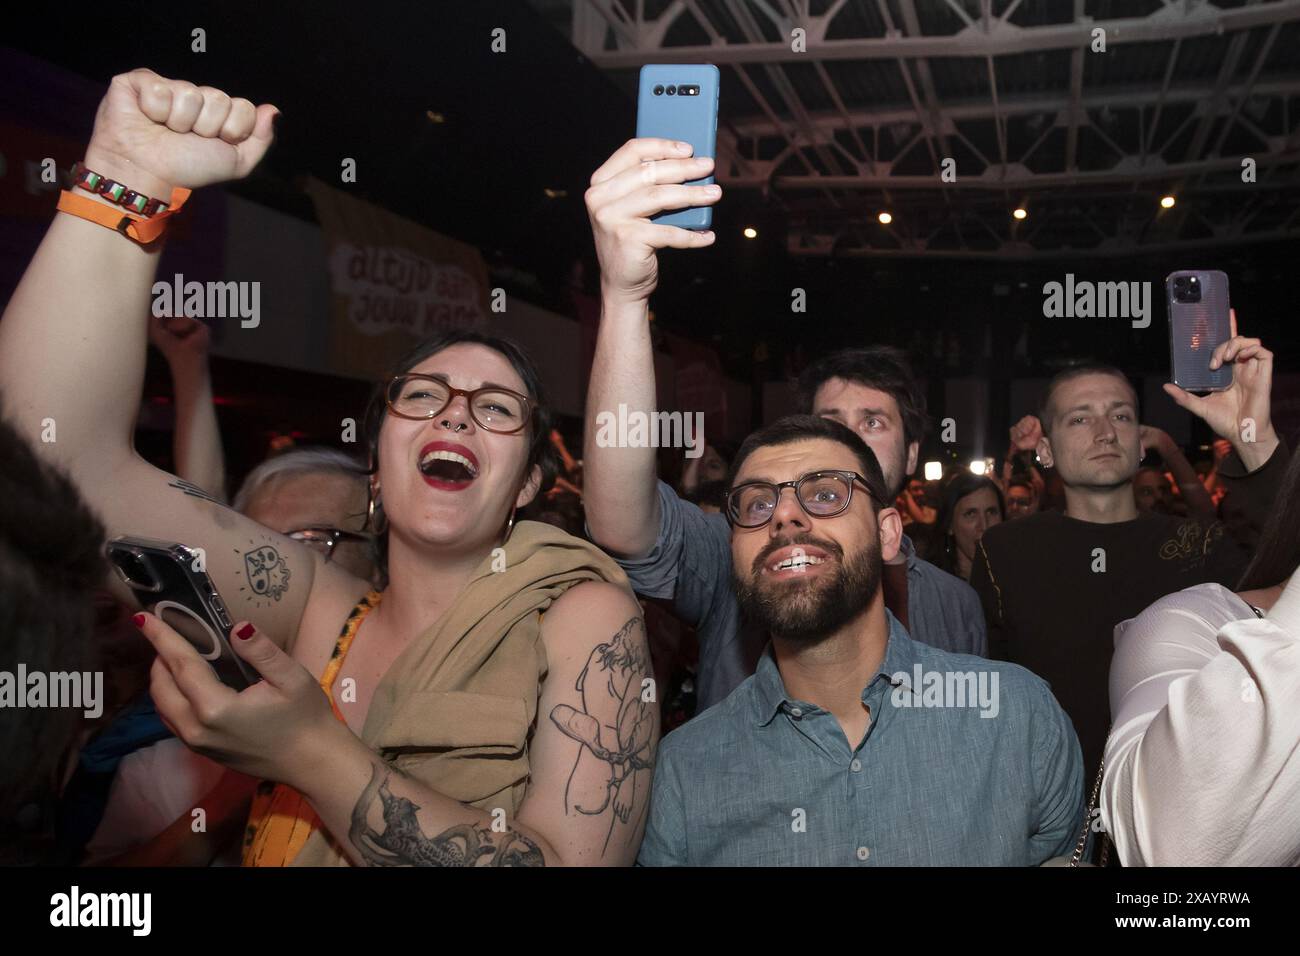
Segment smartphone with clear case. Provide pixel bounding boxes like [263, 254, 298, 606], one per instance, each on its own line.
[1166, 270, 1233, 393]
[107, 535, 258, 690]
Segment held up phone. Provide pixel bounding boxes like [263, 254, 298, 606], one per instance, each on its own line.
[1166, 270, 1233, 393]
[635, 63, 720, 230]
[107, 535, 258, 690]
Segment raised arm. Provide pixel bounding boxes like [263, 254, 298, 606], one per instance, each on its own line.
[582, 138, 718, 558]
[0, 69, 330, 649]
[1162, 319, 1279, 473]
[1139, 424, 1216, 523]
[148, 313, 228, 502]
[139, 580, 659, 866]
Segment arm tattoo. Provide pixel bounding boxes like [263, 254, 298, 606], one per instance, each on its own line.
[168, 477, 222, 505]
[348, 764, 544, 867]
[234, 536, 291, 607]
[549, 615, 656, 854]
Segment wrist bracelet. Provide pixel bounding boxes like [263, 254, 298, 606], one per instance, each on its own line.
[57, 161, 191, 245]
[69, 161, 171, 217]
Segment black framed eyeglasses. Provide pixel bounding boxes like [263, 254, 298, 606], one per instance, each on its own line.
[288, 527, 376, 563]
[385, 374, 533, 434]
[725, 470, 883, 529]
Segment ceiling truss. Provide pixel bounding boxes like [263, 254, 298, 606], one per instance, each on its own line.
[544, 0, 1300, 258]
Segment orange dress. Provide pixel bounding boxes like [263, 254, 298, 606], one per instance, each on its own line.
[241, 590, 382, 867]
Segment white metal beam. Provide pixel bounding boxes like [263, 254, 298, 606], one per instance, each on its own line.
[726, 79, 1300, 138]
[579, 0, 1300, 66]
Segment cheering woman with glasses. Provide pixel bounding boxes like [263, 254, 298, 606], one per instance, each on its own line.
[0, 69, 656, 867]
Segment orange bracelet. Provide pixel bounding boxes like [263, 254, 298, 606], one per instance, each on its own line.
[56, 186, 192, 244]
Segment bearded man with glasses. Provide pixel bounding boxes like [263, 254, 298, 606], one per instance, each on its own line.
[637, 415, 1083, 866]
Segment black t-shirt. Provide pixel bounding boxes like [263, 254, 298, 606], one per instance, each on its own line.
[972, 442, 1289, 786]
[970, 509, 1246, 783]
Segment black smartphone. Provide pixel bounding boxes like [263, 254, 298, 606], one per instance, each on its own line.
[1166, 270, 1233, 393]
[106, 535, 258, 690]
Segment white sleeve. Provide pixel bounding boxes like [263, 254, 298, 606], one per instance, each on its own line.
[1101, 577, 1300, 866]
[83, 739, 226, 863]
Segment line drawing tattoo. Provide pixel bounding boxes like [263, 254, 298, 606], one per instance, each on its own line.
[168, 477, 221, 505]
[549, 615, 656, 853]
[348, 764, 544, 867]
[234, 539, 290, 607]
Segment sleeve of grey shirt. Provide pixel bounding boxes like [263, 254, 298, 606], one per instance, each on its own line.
[1029, 678, 1086, 863]
[609, 479, 733, 631]
[635, 739, 687, 866]
[959, 579, 988, 658]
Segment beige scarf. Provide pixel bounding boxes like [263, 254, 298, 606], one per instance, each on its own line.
[291, 520, 631, 866]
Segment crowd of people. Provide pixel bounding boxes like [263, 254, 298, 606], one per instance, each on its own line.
[2, 68, 1297, 867]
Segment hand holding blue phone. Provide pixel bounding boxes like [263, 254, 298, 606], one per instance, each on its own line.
[635, 64, 720, 230]
[585, 138, 721, 307]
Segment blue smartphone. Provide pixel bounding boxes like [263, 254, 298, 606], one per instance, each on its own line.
[1166, 270, 1233, 393]
[635, 64, 720, 230]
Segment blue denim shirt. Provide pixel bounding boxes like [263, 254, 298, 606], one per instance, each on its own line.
[610, 480, 987, 710]
[637, 611, 1083, 866]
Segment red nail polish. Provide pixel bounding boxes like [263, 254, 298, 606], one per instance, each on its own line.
[236, 622, 256, 640]
[131, 613, 146, 628]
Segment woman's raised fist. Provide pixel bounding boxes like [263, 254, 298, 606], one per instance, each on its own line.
[84, 68, 278, 198]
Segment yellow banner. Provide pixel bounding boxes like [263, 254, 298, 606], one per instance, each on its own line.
[305, 177, 489, 378]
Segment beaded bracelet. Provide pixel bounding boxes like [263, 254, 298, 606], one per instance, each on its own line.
[57, 160, 191, 245]
[69, 160, 170, 217]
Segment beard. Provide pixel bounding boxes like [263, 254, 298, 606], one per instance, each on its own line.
[734, 532, 882, 648]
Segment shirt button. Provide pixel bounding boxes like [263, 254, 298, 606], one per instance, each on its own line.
[857, 846, 870, 861]
[850, 759, 862, 773]
[789, 707, 803, 718]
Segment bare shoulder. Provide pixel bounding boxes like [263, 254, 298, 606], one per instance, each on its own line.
[541, 581, 643, 654]
[290, 557, 373, 676]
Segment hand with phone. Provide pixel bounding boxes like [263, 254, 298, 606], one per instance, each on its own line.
[108, 536, 257, 690]
[635, 64, 720, 230]
[133, 611, 341, 788]
[582, 69, 724, 563]
[1162, 310, 1279, 471]
[585, 139, 720, 307]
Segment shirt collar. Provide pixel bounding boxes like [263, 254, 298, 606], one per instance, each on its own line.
[897, 533, 918, 569]
[751, 610, 917, 726]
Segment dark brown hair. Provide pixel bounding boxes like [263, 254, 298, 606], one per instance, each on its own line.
[930, 472, 1005, 577]
[726, 414, 888, 509]
[1237, 446, 1300, 591]
[795, 346, 930, 450]
[0, 402, 105, 852]
[361, 330, 559, 572]
[1038, 364, 1137, 438]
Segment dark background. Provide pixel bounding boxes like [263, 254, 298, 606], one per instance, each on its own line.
[3, 0, 1297, 482]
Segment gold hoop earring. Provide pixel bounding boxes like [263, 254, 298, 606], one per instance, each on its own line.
[367, 484, 388, 535]
[503, 507, 516, 543]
